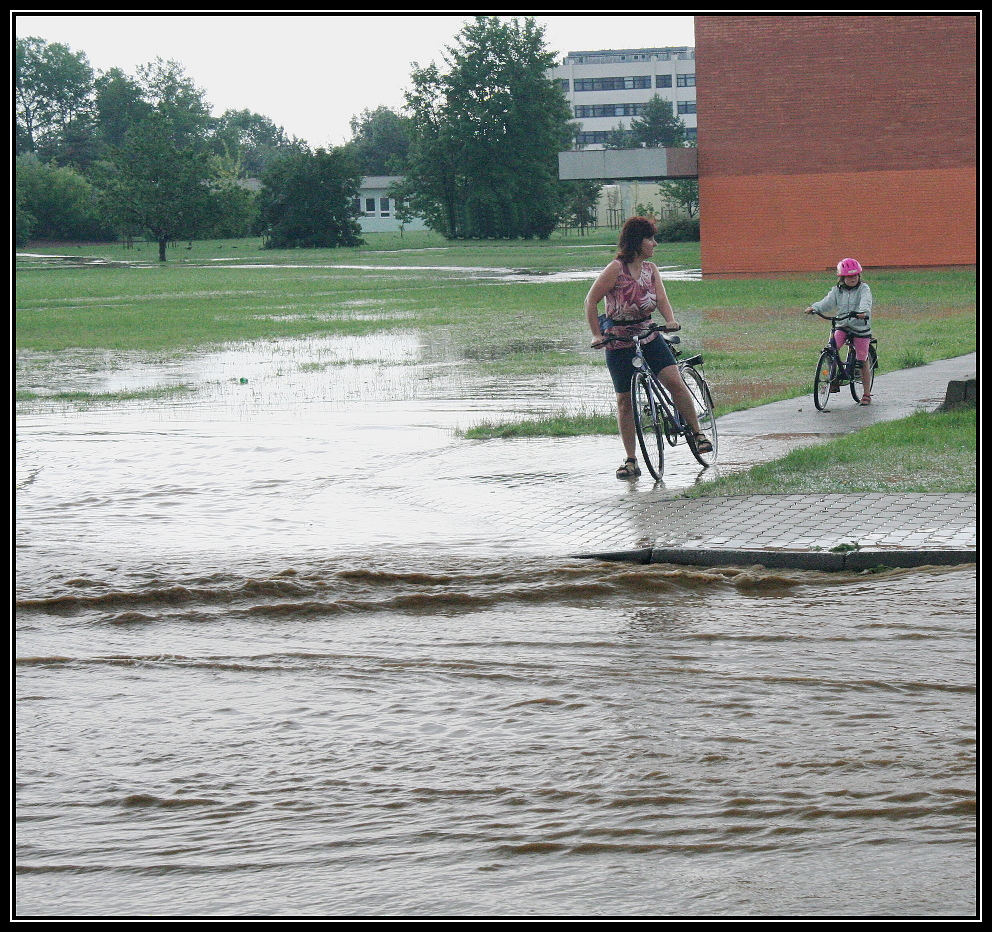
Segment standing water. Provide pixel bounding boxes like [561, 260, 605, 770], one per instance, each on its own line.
[15, 335, 976, 917]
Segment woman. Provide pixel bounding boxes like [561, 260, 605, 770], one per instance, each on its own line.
[805, 257, 874, 405]
[586, 216, 712, 479]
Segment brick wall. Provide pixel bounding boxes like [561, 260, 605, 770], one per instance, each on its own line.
[694, 15, 977, 274]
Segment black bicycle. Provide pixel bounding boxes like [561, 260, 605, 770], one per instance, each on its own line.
[600, 323, 718, 480]
[808, 311, 878, 410]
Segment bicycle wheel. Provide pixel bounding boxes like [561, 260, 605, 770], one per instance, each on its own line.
[849, 345, 878, 403]
[681, 365, 719, 467]
[631, 371, 665, 480]
[813, 350, 836, 410]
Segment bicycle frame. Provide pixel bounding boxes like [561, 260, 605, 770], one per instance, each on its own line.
[811, 313, 877, 410]
[600, 324, 718, 479]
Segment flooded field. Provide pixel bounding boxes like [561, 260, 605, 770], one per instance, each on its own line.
[15, 333, 976, 918]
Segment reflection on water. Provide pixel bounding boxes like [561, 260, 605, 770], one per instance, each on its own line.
[14, 332, 975, 918]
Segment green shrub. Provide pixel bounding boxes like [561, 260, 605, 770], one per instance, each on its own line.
[655, 217, 700, 242]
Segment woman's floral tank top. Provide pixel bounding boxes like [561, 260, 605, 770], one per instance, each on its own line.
[603, 260, 658, 348]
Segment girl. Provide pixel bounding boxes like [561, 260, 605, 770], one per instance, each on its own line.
[586, 216, 712, 479]
[805, 257, 874, 405]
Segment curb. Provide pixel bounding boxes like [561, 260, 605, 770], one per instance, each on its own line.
[574, 547, 977, 571]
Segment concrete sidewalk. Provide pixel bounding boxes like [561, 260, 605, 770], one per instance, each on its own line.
[574, 353, 977, 570]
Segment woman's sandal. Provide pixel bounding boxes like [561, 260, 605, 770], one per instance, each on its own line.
[616, 457, 641, 479]
[859, 393, 872, 406]
[693, 432, 714, 454]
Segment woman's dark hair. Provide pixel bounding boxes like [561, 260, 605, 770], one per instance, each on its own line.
[615, 216, 657, 263]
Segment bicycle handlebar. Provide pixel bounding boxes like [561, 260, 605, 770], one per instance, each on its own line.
[805, 309, 863, 325]
[594, 322, 680, 348]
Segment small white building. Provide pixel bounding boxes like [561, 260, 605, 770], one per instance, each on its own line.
[353, 176, 427, 233]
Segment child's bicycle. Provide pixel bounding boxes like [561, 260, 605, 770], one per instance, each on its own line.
[807, 311, 878, 411]
[599, 323, 718, 480]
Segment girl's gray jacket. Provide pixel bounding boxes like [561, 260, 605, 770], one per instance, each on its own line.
[812, 282, 873, 336]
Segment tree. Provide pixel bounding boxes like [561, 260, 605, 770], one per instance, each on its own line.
[16, 37, 94, 158]
[101, 113, 219, 260]
[94, 67, 153, 151]
[98, 59, 223, 260]
[628, 95, 689, 149]
[16, 154, 115, 242]
[256, 147, 363, 249]
[346, 106, 412, 175]
[211, 108, 299, 178]
[403, 16, 574, 239]
[658, 178, 699, 218]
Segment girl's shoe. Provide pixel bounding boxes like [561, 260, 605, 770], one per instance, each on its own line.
[616, 457, 641, 479]
[859, 394, 872, 406]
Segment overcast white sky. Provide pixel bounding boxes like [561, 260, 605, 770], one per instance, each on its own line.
[12, 13, 696, 147]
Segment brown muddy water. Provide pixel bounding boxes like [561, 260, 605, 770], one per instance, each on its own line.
[15, 334, 976, 918]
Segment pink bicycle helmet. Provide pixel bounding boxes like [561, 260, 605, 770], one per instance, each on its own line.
[837, 258, 863, 276]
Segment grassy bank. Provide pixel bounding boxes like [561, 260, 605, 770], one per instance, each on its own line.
[685, 405, 977, 497]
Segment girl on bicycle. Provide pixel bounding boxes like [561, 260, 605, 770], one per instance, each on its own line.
[586, 216, 712, 479]
[805, 258, 874, 404]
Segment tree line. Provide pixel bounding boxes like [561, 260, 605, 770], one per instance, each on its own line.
[16, 17, 695, 258]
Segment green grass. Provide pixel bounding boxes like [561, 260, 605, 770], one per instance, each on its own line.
[462, 411, 617, 439]
[684, 406, 977, 497]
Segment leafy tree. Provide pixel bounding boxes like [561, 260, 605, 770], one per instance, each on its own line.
[134, 58, 213, 148]
[211, 108, 299, 178]
[346, 106, 412, 175]
[403, 16, 573, 239]
[628, 95, 689, 148]
[256, 147, 363, 249]
[602, 123, 633, 150]
[94, 67, 153, 151]
[98, 60, 225, 260]
[559, 180, 602, 232]
[15, 37, 94, 158]
[658, 178, 699, 218]
[16, 154, 115, 241]
[101, 113, 219, 261]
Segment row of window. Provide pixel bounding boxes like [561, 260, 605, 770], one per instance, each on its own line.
[574, 101, 696, 118]
[559, 74, 695, 93]
[575, 128, 698, 146]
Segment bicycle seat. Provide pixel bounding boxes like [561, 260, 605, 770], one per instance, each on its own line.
[663, 333, 681, 344]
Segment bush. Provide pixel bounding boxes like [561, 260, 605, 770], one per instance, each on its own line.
[15, 154, 117, 242]
[655, 217, 699, 242]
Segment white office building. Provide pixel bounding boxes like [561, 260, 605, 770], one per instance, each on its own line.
[549, 47, 697, 149]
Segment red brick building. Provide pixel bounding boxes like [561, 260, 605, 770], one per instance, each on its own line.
[694, 15, 977, 275]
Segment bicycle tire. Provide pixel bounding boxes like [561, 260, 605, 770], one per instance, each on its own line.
[813, 350, 836, 411]
[849, 344, 878, 403]
[631, 370, 666, 480]
[681, 365, 719, 467]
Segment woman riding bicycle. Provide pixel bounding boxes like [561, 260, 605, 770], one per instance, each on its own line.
[586, 216, 712, 479]
[805, 258, 875, 405]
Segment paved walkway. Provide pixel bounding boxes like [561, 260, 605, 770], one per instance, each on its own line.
[571, 353, 977, 569]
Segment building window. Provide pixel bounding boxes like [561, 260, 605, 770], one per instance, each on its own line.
[574, 103, 649, 119]
[380, 197, 391, 217]
[557, 79, 570, 92]
[656, 75, 672, 88]
[677, 101, 697, 115]
[574, 76, 652, 92]
[677, 74, 696, 88]
[365, 198, 376, 214]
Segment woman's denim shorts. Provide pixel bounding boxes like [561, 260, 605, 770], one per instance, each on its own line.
[604, 335, 678, 393]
